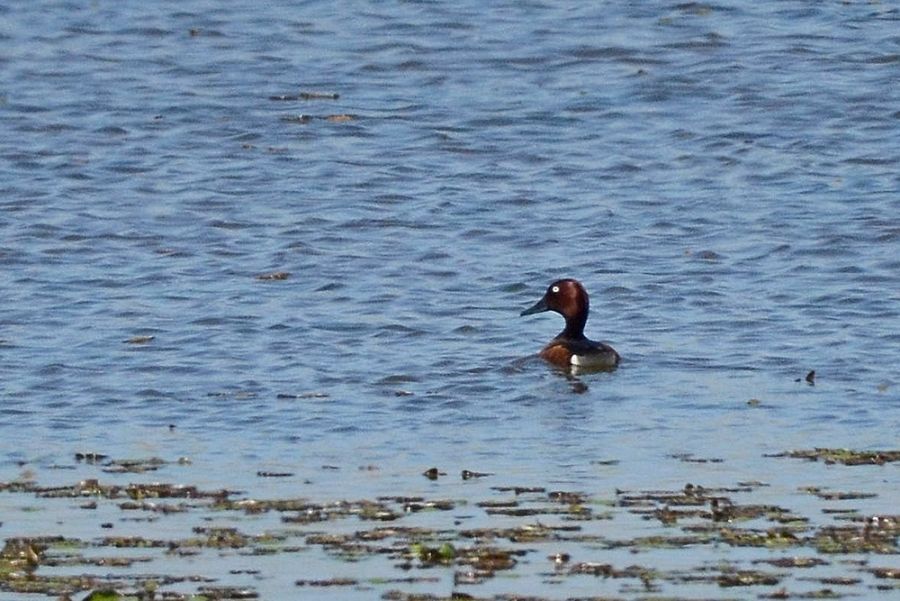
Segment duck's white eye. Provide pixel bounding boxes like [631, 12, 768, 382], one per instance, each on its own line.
[551, 285, 560, 293]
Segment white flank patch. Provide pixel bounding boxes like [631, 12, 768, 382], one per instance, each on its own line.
[571, 353, 616, 368]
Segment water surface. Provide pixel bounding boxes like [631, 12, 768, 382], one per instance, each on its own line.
[1, 1, 898, 599]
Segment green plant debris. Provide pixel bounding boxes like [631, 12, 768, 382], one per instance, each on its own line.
[719, 527, 803, 548]
[754, 556, 829, 568]
[770, 448, 900, 465]
[83, 590, 122, 601]
[197, 585, 258, 598]
[296, 577, 359, 586]
[717, 569, 782, 587]
[3, 458, 900, 601]
[668, 452, 725, 463]
[814, 526, 899, 554]
[799, 486, 878, 501]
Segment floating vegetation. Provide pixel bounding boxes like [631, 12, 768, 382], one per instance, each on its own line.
[716, 569, 782, 587]
[719, 526, 803, 549]
[255, 471, 293, 478]
[770, 448, 900, 465]
[325, 113, 355, 122]
[800, 486, 878, 501]
[75, 452, 109, 463]
[461, 469, 491, 480]
[813, 525, 899, 554]
[269, 91, 340, 101]
[275, 391, 329, 399]
[668, 452, 724, 463]
[255, 271, 290, 281]
[2, 452, 899, 600]
[754, 556, 829, 568]
[280, 113, 357, 124]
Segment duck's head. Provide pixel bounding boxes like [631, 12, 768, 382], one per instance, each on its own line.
[520, 279, 589, 334]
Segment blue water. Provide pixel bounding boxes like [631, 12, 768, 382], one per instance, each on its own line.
[1, 1, 899, 598]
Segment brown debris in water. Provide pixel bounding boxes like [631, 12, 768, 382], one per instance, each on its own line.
[716, 570, 782, 587]
[197, 585, 259, 598]
[75, 452, 109, 463]
[800, 486, 877, 501]
[814, 524, 899, 554]
[490, 485, 545, 495]
[280, 113, 357, 124]
[270, 91, 340, 101]
[256, 470, 294, 478]
[3, 454, 900, 600]
[255, 271, 290, 281]
[461, 469, 491, 480]
[755, 556, 829, 568]
[669, 452, 724, 463]
[296, 577, 359, 586]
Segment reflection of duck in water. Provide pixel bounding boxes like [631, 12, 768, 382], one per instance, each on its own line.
[521, 279, 620, 370]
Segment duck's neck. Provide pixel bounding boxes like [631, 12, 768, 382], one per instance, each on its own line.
[562, 314, 587, 339]
[561, 295, 589, 339]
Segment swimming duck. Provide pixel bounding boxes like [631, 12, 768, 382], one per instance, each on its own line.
[520, 278, 620, 370]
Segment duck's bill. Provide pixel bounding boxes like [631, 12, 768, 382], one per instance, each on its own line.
[520, 297, 548, 316]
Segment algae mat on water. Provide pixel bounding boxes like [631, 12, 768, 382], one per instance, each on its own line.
[1, 449, 899, 600]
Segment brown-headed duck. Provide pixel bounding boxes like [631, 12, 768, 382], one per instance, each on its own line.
[521, 278, 620, 370]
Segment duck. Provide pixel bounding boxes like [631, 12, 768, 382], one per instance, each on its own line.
[520, 278, 620, 370]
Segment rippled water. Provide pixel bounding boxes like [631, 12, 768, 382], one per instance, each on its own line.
[2, 1, 899, 598]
